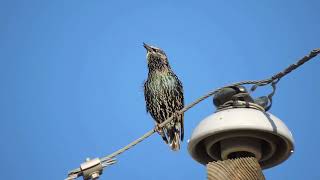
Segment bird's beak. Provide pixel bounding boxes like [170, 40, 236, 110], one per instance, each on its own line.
[143, 42, 153, 52]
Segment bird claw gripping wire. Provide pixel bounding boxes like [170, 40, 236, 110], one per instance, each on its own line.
[66, 158, 116, 180]
[155, 123, 163, 134]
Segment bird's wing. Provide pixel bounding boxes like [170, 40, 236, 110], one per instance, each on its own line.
[174, 78, 184, 141]
[165, 74, 184, 141]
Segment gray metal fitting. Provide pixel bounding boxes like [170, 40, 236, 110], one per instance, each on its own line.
[80, 158, 103, 180]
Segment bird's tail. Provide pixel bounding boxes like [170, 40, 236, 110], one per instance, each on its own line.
[166, 114, 184, 151]
[169, 131, 181, 151]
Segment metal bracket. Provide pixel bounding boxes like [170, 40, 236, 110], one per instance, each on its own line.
[66, 157, 116, 180]
[80, 158, 103, 180]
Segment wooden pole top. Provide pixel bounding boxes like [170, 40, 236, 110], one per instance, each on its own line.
[207, 157, 265, 180]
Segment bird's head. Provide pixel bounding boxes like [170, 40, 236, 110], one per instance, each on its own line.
[143, 43, 170, 69]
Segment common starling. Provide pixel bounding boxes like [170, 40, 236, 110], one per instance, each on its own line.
[143, 43, 184, 151]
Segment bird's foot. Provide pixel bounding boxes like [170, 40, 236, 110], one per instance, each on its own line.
[155, 123, 163, 133]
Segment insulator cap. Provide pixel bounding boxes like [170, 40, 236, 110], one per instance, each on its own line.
[187, 108, 294, 169]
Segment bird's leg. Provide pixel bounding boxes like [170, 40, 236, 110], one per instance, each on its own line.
[155, 123, 163, 133]
[155, 122, 169, 144]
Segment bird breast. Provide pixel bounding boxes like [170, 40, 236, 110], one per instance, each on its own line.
[148, 72, 177, 93]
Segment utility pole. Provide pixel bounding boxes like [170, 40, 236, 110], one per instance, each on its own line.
[207, 157, 265, 180]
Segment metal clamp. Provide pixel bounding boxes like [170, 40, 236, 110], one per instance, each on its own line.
[66, 157, 116, 180]
[80, 158, 103, 180]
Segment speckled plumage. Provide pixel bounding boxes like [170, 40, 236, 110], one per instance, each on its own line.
[143, 43, 184, 151]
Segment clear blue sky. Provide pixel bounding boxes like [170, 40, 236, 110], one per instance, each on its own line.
[1, 0, 319, 179]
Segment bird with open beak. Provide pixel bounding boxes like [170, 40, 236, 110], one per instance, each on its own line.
[143, 43, 184, 151]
